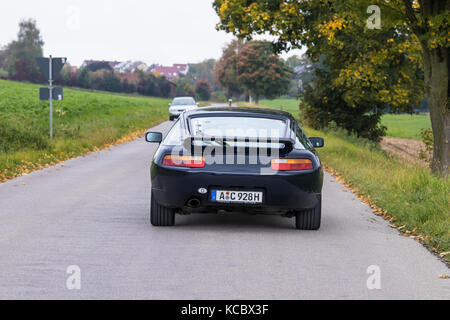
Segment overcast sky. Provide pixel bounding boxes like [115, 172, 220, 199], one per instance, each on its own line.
[0, 0, 304, 67]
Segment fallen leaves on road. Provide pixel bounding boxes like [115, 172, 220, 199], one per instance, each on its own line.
[438, 274, 449, 279]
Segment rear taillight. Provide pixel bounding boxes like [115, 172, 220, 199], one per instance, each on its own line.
[162, 155, 205, 168]
[271, 158, 313, 171]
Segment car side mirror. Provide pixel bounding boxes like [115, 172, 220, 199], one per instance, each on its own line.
[145, 131, 163, 143]
[309, 137, 324, 148]
[196, 102, 199, 106]
[168, 103, 172, 106]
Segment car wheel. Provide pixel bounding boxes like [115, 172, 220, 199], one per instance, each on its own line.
[150, 191, 175, 226]
[169, 116, 173, 121]
[295, 196, 321, 230]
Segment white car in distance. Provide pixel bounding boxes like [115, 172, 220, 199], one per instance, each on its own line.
[168, 97, 199, 121]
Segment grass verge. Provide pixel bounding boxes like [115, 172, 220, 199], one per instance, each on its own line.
[310, 127, 449, 262]
[0, 79, 170, 181]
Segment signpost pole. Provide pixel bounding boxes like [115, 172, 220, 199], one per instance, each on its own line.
[37, 56, 65, 138]
[49, 55, 53, 139]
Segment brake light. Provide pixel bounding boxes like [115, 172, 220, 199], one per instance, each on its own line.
[162, 155, 205, 168]
[271, 159, 313, 171]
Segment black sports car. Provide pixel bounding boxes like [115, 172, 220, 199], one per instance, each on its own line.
[145, 107, 324, 229]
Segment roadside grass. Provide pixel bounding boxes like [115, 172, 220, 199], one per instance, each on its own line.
[241, 99, 449, 261]
[0, 79, 170, 181]
[309, 127, 449, 260]
[381, 113, 431, 140]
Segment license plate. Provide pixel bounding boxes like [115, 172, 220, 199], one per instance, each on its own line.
[210, 190, 263, 204]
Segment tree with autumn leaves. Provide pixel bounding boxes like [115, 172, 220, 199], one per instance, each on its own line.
[215, 40, 245, 98]
[195, 79, 212, 101]
[299, 2, 423, 141]
[213, 0, 449, 178]
[238, 41, 292, 103]
[215, 40, 292, 103]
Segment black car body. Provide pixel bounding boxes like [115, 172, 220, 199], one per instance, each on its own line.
[146, 107, 324, 229]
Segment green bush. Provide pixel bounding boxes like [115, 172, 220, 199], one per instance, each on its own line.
[195, 79, 212, 101]
[302, 69, 386, 142]
[210, 90, 227, 102]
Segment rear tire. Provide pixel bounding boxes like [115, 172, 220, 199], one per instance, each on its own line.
[150, 191, 175, 226]
[169, 116, 173, 121]
[295, 196, 321, 230]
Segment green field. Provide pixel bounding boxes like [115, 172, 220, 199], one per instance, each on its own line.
[381, 113, 431, 140]
[250, 98, 301, 115]
[242, 99, 432, 140]
[0, 79, 170, 180]
[244, 99, 449, 261]
[240, 99, 301, 119]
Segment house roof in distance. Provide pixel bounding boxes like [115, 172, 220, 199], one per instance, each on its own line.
[151, 65, 181, 79]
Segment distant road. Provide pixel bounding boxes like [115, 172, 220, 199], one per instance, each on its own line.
[0, 121, 448, 299]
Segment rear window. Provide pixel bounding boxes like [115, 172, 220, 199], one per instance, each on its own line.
[189, 116, 287, 139]
[172, 98, 195, 105]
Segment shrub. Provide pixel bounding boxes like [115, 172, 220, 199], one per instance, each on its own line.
[302, 70, 386, 142]
[121, 79, 136, 93]
[100, 71, 122, 92]
[77, 68, 91, 89]
[210, 90, 227, 102]
[137, 73, 157, 96]
[195, 79, 211, 101]
[9, 59, 45, 83]
[419, 128, 433, 165]
[175, 79, 195, 97]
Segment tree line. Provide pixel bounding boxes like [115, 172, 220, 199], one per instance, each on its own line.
[0, 20, 174, 98]
[0, 19, 300, 104]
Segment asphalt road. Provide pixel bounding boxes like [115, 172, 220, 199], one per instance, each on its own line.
[0, 120, 448, 300]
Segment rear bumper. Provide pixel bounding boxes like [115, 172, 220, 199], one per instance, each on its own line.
[151, 165, 323, 214]
[169, 110, 185, 117]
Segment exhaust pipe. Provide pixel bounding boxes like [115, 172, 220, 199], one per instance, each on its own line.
[187, 198, 201, 208]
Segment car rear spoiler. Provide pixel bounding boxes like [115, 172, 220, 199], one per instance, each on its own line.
[183, 136, 295, 154]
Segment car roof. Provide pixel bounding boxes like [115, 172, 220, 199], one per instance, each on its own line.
[173, 96, 195, 100]
[184, 106, 294, 119]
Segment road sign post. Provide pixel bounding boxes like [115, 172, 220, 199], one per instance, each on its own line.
[49, 55, 53, 138]
[36, 56, 66, 139]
